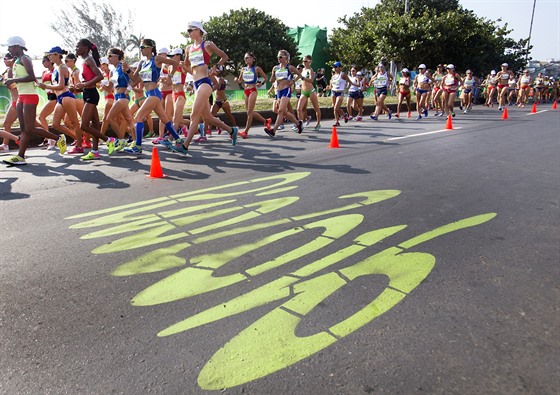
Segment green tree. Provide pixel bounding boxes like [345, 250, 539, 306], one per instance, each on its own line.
[50, 0, 134, 56]
[329, 0, 530, 74]
[187, 8, 300, 85]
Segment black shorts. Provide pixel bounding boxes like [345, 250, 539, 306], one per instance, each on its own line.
[83, 88, 100, 105]
[47, 92, 57, 101]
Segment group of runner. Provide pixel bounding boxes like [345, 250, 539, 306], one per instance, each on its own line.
[1, 25, 558, 165]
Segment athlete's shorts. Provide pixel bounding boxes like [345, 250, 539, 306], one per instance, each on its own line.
[18, 94, 39, 105]
[194, 77, 213, 90]
[463, 89, 472, 94]
[399, 91, 410, 97]
[162, 90, 173, 100]
[302, 89, 315, 98]
[443, 88, 458, 94]
[47, 92, 57, 101]
[115, 93, 130, 101]
[146, 88, 163, 99]
[349, 91, 362, 99]
[173, 91, 186, 101]
[134, 96, 146, 106]
[104, 93, 115, 101]
[332, 90, 344, 97]
[57, 90, 76, 104]
[276, 87, 291, 99]
[376, 87, 388, 96]
[244, 87, 257, 97]
[83, 88, 100, 105]
[416, 88, 429, 94]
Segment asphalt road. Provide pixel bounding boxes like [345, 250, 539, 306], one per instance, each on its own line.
[1, 105, 559, 394]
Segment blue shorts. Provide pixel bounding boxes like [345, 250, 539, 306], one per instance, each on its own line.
[332, 90, 344, 97]
[463, 89, 472, 94]
[375, 87, 388, 96]
[349, 91, 362, 99]
[194, 77, 213, 90]
[115, 93, 130, 101]
[276, 87, 291, 99]
[57, 90, 76, 104]
[146, 88, 162, 99]
[416, 88, 430, 95]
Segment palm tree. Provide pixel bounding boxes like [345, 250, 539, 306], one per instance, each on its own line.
[127, 33, 145, 60]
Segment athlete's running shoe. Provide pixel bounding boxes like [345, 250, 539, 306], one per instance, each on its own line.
[423, 109, 428, 117]
[278, 124, 285, 130]
[388, 111, 392, 120]
[170, 142, 189, 155]
[265, 118, 272, 129]
[57, 134, 67, 155]
[370, 115, 377, 121]
[81, 151, 100, 161]
[313, 123, 321, 131]
[82, 136, 92, 148]
[3, 155, 26, 165]
[230, 127, 238, 146]
[434, 111, 439, 116]
[67, 146, 84, 154]
[296, 120, 303, 134]
[238, 130, 248, 139]
[107, 137, 116, 155]
[416, 115, 422, 120]
[343, 113, 349, 123]
[356, 116, 362, 121]
[264, 127, 275, 138]
[194, 135, 208, 143]
[305, 116, 312, 126]
[115, 139, 126, 152]
[124, 145, 142, 155]
[160, 138, 174, 149]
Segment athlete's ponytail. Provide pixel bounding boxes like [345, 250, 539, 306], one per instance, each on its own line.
[78, 38, 101, 66]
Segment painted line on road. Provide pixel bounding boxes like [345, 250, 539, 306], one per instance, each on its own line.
[386, 127, 463, 141]
[526, 110, 548, 115]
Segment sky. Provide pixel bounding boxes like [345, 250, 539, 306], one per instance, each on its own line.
[0, 0, 558, 65]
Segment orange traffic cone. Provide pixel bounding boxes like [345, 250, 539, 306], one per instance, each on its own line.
[531, 102, 537, 113]
[148, 147, 165, 178]
[445, 114, 453, 130]
[329, 126, 340, 148]
[502, 107, 508, 120]
[553, 100, 558, 109]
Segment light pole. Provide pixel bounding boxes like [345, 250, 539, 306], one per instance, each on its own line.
[526, 0, 536, 63]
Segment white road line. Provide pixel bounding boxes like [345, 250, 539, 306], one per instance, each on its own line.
[527, 110, 548, 115]
[386, 127, 462, 141]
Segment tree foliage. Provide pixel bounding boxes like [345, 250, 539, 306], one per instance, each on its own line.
[192, 8, 300, 82]
[329, 0, 530, 74]
[50, 0, 134, 56]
